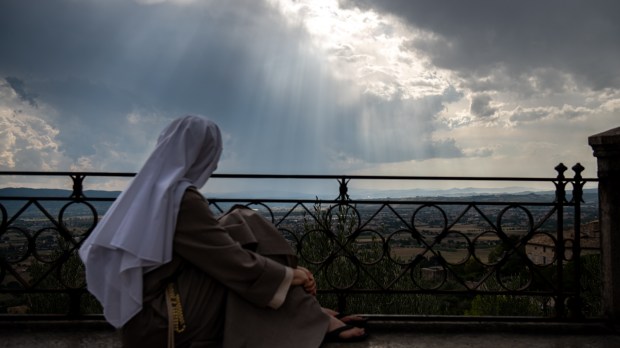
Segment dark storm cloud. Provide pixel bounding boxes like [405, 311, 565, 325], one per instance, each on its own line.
[0, 0, 315, 169]
[341, 0, 620, 91]
[0, 0, 127, 77]
[4, 77, 38, 107]
[0, 0, 279, 114]
[34, 77, 142, 159]
[0, 0, 468, 172]
[470, 94, 496, 118]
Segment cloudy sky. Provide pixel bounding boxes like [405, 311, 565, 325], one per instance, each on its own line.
[1, 0, 619, 192]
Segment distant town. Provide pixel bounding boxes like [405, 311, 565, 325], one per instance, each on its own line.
[1, 187, 599, 263]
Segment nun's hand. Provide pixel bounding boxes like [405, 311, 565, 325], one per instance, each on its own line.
[298, 267, 317, 296]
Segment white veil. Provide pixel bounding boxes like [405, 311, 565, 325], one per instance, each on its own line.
[79, 115, 223, 328]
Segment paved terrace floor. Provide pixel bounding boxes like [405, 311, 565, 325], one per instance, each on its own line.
[1, 320, 619, 347]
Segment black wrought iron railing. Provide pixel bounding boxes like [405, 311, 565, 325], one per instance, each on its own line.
[0, 163, 601, 322]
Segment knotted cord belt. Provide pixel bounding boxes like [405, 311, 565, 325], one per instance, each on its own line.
[166, 282, 186, 348]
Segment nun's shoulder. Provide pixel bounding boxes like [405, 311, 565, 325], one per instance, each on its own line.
[183, 186, 206, 201]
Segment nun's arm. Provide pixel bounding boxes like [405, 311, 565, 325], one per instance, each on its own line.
[173, 188, 292, 309]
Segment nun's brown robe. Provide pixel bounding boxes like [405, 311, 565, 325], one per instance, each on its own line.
[121, 188, 329, 348]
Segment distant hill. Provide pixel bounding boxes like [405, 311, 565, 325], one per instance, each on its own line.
[353, 187, 598, 200]
[397, 188, 599, 203]
[0, 186, 598, 221]
[0, 186, 597, 201]
[0, 187, 120, 198]
[0, 188, 120, 219]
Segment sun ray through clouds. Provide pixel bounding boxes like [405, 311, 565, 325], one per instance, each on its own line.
[263, 0, 465, 175]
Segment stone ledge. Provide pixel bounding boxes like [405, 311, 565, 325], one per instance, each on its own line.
[367, 320, 617, 335]
[0, 318, 615, 335]
[1, 319, 619, 348]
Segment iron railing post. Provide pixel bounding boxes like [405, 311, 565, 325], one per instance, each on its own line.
[569, 163, 585, 319]
[554, 163, 567, 318]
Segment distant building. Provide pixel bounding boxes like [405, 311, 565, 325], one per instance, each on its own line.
[421, 266, 446, 283]
[526, 221, 600, 265]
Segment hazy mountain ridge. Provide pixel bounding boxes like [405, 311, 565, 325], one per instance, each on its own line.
[363, 187, 599, 201]
[0, 187, 598, 221]
[0, 187, 121, 198]
[0, 186, 598, 201]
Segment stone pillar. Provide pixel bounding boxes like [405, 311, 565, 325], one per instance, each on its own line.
[589, 127, 620, 327]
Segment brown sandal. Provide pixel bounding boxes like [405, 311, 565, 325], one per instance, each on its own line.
[323, 325, 369, 343]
